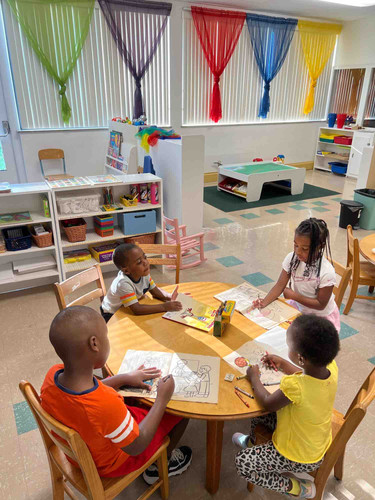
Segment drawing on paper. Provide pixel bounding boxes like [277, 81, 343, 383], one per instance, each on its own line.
[118, 350, 220, 404]
[224, 340, 284, 385]
[163, 294, 217, 332]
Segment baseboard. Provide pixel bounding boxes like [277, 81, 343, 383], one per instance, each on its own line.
[204, 161, 314, 184]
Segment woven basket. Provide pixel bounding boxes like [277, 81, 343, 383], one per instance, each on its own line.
[124, 233, 156, 245]
[62, 218, 87, 242]
[31, 229, 53, 248]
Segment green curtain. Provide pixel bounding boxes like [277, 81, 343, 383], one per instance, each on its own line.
[6, 0, 95, 123]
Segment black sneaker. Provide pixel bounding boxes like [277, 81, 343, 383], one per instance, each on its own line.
[143, 446, 192, 485]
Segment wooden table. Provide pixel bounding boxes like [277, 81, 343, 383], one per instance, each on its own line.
[359, 234, 375, 265]
[106, 282, 288, 494]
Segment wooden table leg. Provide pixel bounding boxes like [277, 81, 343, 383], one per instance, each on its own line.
[206, 420, 224, 494]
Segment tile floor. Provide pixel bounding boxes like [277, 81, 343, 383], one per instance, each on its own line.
[0, 169, 375, 499]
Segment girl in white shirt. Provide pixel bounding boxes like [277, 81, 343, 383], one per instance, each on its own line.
[254, 218, 340, 332]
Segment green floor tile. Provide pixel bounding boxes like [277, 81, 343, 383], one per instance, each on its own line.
[266, 208, 284, 215]
[13, 401, 37, 435]
[242, 272, 274, 286]
[240, 212, 259, 220]
[216, 256, 244, 267]
[312, 207, 330, 212]
[213, 218, 234, 225]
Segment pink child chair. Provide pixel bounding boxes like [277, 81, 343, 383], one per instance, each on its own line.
[163, 215, 206, 270]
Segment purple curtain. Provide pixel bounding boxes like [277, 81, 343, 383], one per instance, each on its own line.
[99, 0, 171, 119]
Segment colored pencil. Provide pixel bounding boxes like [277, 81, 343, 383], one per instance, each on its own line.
[234, 386, 254, 399]
[234, 389, 250, 408]
[265, 351, 278, 372]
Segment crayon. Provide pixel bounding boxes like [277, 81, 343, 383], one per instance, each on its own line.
[234, 389, 250, 408]
[234, 386, 254, 399]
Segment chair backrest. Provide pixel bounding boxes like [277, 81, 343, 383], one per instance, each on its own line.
[163, 215, 181, 245]
[19, 380, 105, 496]
[54, 264, 107, 310]
[137, 243, 181, 284]
[346, 225, 360, 271]
[315, 367, 375, 484]
[331, 260, 352, 308]
[38, 149, 65, 160]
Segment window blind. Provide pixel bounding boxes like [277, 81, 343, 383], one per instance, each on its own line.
[328, 68, 365, 119]
[182, 12, 334, 126]
[3, 3, 170, 130]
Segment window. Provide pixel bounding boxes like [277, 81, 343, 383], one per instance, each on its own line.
[0, 143, 5, 171]
[2, 3, 170, 130]
[328, 68, 365, 122]
[363, 68, 375, 128]
[182, 13, 334, 126]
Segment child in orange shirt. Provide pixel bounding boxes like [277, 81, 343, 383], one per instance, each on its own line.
[41, 306, 192, 483]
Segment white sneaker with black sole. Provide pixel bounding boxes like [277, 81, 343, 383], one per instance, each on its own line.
[143, 446, 192, 485]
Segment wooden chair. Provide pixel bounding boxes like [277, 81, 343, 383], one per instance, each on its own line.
[137, 243, 181, 284]
[246, 367, 375, 500]
[343, 225, 375, 314]
[332, 260, 352, 309]
[54, 264, 106, 310]
[19, 381, 170, 500]
[163, 215, 206, 270]
[38, 149, 66, 178]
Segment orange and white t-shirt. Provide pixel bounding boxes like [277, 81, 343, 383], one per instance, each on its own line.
[101, 271, 156, 314]
[41, 365, 139, 477]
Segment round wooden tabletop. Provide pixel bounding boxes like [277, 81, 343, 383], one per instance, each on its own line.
[359, 234, 375, 265]
[107, 281, 284, 421]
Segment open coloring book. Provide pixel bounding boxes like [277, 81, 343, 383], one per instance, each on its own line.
[215, 282, 296, 329]
[163, 293, 217, 332]
[118, 350, 220, 404]
[223, 340, 284, 385]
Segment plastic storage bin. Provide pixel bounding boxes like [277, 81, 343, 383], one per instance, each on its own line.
[119, 210, 156, 236]
[329, 162, 347, 175]
[56, 192, 101, 215]
[3, 226, 32, 251]
[334, 136, 352, 145]
[339, 200, 363, 229]
[354, 189, 375, 230]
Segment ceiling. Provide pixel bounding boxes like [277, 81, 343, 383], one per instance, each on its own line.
[180, 0, 375, 21]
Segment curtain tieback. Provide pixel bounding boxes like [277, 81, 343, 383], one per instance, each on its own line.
[59, 84, 67, 96]
[264, 83, 271, 91]
[214, 75, 220, 84]
[135, 80, 142, 89]
[311, 80, 317, 89]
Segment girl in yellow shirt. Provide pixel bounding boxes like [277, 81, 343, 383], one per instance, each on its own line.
[233, 314, 339, 498]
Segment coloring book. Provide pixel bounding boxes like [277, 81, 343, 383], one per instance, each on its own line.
[223, 340, 284, 385]
[215, 282, 296, 329]
[118, 350, 220, 404]
[162, 293, 217, 332]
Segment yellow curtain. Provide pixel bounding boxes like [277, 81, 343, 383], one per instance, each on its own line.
[298, 21, 342, 114]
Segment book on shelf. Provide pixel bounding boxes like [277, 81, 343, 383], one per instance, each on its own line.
[0, 211, 32, 225]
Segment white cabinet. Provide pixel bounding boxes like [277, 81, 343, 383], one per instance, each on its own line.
[347, 132, 374, 178]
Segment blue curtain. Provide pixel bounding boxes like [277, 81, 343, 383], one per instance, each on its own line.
[246, 14, 297, 118]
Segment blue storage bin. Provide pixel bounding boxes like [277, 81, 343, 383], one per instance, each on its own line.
[329, 162, 347, 175]
[119, 210, 156, 236]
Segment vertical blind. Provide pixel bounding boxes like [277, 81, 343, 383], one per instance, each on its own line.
[328, 68, 365, 119]
[183, 12, 334, 125]
[3, 3, 170, 129]
[364, 69, 375, 122]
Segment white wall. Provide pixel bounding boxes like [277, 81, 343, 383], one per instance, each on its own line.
[335, 14, 375, 67]
[19, 1, 324, 181]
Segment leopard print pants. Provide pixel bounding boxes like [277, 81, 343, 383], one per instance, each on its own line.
[235, 413, 323, 494]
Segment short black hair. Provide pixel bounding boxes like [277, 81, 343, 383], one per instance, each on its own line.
[113, 243, 138, 269]
[291, 314, 340, 367]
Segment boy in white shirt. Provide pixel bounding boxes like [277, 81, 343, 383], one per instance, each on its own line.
[101, 243, 182, 322]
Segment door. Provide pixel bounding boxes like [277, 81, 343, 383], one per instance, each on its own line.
[347, 132, 374, 178]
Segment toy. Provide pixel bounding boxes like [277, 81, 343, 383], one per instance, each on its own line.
[63, 249, 91, 264]
[273, 155, 285, 163]
[252, 158, 263, 162]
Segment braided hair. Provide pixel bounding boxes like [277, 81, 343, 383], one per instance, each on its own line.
[289, 218, 332, 281]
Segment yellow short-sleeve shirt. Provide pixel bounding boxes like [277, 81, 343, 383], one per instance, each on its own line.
[272, 360, 338, 464]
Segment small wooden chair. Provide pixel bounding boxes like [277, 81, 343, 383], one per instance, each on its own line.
[137, 243, 181, 284]
[332, 260, 352, 309]
[246, 367, 375, 499]
[54, 264, 106, 310]
[19, 381, 170, 500]
[38, 149, 66, 178]
[163, 215, 206, 270]
[343, 225, 375, 314]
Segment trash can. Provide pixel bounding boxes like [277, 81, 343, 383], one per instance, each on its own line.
[354, 189, 375, 230]
[339, 200, 363, 229]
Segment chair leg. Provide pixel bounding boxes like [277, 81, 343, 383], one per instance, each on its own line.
[157, 448, 169, 499]
[49, 459, 65, 500]
[247, 482, 254, 492]
[369, 286, 374, 294]
[343, 279, 358, 315]
[334, 452, 344, 481]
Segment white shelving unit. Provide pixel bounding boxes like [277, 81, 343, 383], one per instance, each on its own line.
[104, 122, 141, 176]
[314, 126, 375, 177]
[0, 183, 62, 293]
[50, 174, 164, 279]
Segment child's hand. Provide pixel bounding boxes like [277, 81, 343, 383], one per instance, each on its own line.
[163, 286, 179, 302]
[252, 298, 266, 309]
[262, 354, 284, 371]
[283, 287, 294, 300]
[163, 300, 183, 312]
[126, 364, 162, 390]
[157, 374, 175, 403]
[246, 364, 260, 380]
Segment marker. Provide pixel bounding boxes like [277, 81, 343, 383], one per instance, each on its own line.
[234, 389, 250, 408]
[236, 374, 247, 380]
[234, 386, 254, 399]
[264, 381, 280, 386]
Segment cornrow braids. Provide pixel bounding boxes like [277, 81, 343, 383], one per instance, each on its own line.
[289, 218, 332, 283]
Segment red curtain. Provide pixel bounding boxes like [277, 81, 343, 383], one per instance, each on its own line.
[191, 6, 246, 123]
